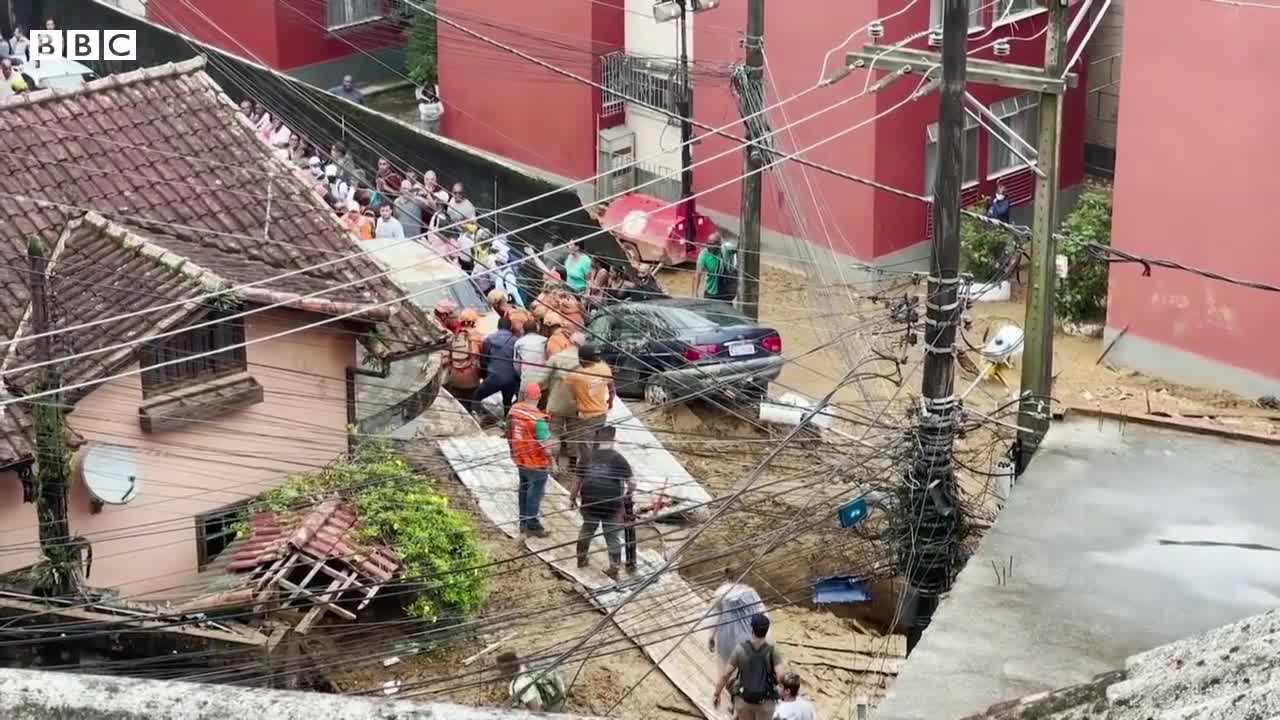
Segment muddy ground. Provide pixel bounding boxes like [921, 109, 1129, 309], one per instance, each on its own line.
[332, 263, 1274, 719]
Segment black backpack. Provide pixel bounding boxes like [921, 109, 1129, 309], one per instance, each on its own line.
[735, 640, 779, 704]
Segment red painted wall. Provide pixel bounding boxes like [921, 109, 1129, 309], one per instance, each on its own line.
[273, 2, 404, 71]
[872, 0, 1089, 259]
[148, 0, 401, 72]
[1108, 0, 1280, 382]
[693, 1, 879, 259]
[437, 0, 620, 180]
[149, 0, 281, 67]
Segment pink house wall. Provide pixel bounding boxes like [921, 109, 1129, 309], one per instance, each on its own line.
[0, 311, 355, 598]
[1107, 0, 1280, 392]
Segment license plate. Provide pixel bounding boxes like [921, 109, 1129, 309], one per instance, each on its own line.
[728, 342, 756, 357]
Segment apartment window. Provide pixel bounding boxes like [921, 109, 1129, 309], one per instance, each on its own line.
[924, 116, 979, 195]
[995, 0, 1042, 22]
[987, 93, 1040, 177]
[930, 0, 985, 32]
[327, 0, 382, 29]
[139, 314, 247, 398]
[196, 501, 250, 569]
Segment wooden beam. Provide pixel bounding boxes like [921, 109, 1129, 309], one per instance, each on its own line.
[0, 598, 267, 647]
[847, 45, 1077, 94]
[778, 633, 908, 658]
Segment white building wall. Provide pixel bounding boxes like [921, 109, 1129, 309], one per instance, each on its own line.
[622, 0, 693, 186]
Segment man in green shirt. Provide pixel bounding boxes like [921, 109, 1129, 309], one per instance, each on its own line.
[694, 233, 731, 301]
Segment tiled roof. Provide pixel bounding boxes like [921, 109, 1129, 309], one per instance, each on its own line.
[0, 57, 439, 356]
[965, 608, 1280, 720]
[226, 498, 400, 583]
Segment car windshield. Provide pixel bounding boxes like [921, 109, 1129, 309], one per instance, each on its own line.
[413, 275, 487, 313]
[649, 304, 751, 332]
[39, 74, 87, 90]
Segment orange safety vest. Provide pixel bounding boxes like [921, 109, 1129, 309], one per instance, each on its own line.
[508, 403, 550, 470]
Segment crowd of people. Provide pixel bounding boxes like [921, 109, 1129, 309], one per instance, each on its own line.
[0, 18, 57, 96]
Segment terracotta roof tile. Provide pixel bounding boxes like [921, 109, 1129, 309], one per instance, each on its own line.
[224, 498, 400, 583]
[0, 58, 440, 353]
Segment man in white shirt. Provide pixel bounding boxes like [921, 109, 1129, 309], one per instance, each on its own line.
[774, 672, 819, 720]
[374, 204, 405, 240]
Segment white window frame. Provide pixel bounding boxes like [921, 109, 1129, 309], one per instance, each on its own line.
[327, 0, 383, 30]
[925, 115, 980, 197]
[992, 0, 1046, 27]
[929, 0, 987, 34]
[986, 93, 1040, 179]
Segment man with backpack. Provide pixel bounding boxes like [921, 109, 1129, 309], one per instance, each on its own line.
[693, 233, 738, 303]
[444, 309, 484, 414]
[712, 613, 782, 720]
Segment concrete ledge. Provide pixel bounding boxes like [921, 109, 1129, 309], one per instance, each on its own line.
[0, 668, 603, 719]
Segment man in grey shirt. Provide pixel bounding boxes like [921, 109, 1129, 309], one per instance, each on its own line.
[447, 182, 478, 225]
[393, 179, 429, 239]
[329, 75, 365, 105]
[374, 204, 405, 240]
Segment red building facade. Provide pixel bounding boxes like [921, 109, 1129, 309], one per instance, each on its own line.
[1105, 0, 1280, 398]
[407, 1, 1089, 264]
[147, 0, 407, 87]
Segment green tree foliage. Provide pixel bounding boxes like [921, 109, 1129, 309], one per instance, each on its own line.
[960, 210, 1012, 281]
[258, 442, 487, 621]
[1055, 183, 1113, 323]
[406, 7, 438, 87]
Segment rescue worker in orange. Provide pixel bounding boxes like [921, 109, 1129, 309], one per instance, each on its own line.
[433, 299, 461, 335]
[489, 288, 532, 336]
[544, 312, 575, 357]
[507, 383, 554, 537]
[445, 309, 485, 414]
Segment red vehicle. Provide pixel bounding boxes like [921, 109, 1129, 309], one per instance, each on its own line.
[599, 193, 718, 266]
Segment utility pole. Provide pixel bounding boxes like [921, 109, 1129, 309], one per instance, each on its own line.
[676, 0, 696, 254]
[1016, 0, 1070, 470]
[27, 238, 79, 598]
[738, 0, 764, 320]
[901, 0, 968, 652]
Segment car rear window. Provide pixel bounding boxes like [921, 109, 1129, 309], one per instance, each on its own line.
[649, 304, 751, 332]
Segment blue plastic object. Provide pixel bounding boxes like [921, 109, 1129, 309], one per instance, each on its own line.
[812, 576, 869, 605]
[837, 497, 869, 528]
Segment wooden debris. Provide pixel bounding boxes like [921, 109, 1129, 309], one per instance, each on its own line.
[463, 631, 518, 666]
[779, 633, 907, 658]
[784, 646, 905, 675]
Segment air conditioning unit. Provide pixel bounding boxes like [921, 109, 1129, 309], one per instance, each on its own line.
[597, 126, 637, 199]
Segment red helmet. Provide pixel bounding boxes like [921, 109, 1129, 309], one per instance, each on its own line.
[433, 299, 459, 319]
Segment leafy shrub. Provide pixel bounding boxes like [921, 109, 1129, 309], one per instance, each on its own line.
[1055, 184, 1113, 322]
[257, 442, 488, 621]
[960, 210, 1012, 281]
[406, 9, 438, 87]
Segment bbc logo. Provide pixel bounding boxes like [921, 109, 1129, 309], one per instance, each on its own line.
[31, 30, 137, 61]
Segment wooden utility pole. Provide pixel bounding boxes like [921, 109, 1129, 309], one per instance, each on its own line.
[1016, 0, 1070, 469]
[902, 0, 968, 652]
[676, 0, 696, 252]
[738, 0, 765, 319]
[27, 238, 78, 597]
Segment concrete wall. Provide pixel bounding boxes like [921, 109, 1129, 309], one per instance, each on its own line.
[0, 311, 355, 597]
[0, 667, 601, 719]
[1084, 0, 1124, 175]
[622, 0, 693, 179]
[1106, 0, 1280, 400]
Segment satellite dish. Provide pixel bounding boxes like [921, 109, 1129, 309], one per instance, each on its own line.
[76, 443, 141, 508]
[981, 324, 1026, 366]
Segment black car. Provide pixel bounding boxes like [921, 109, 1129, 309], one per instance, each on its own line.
[585, 298, 784, 405]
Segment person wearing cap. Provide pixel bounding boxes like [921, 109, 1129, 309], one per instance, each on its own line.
[342, 200, 374, 240]
[713, 612, 782, 720]
[544, 330, 585, 465]
[543, 312, 575, 360]
[564, 343, 615, 468]
[507, 383, 554, 537]
[432, 299, 461, 335]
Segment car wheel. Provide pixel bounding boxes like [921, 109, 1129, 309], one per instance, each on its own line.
[644, 380, 671, 408]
